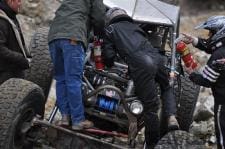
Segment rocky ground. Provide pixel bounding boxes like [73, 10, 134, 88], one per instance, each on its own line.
[18, 0, 225, 148]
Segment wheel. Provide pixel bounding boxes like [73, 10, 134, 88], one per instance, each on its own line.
[155, 130, 205, 149]
[175, 73, 200, 131]
[0, 78, 45, 149]
[25, 27, 53, 100]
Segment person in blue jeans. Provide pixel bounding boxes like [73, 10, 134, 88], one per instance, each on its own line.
[48, 0, 105, 130]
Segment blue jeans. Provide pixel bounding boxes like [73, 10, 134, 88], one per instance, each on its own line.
[49, 39, 85, 124]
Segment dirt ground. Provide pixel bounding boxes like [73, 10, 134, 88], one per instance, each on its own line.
[179, 1, 225, 68]
[180, 0, 225, 16]
[179, 0, 225, 35]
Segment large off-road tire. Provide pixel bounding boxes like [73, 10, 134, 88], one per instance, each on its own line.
[176, 73, 200, 131]
[155, 130, 205, 149]
[0, 78, 45, 149]
[25, 27, 53, 99]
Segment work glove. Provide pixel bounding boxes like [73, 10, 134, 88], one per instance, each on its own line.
[180, 33, 198, 46]
[26, 58, 32, 67]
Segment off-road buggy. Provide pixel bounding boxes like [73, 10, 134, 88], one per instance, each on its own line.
[0, 0, 204, 148]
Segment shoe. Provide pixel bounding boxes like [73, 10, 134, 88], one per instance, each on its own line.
[168, 115, 179, 131]
[72, 120, 94, 130]
[143, 141, 156, 149]
[55, 115, 70, 126]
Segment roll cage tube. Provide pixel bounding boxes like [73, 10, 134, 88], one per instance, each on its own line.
[169, 14, 180, 86]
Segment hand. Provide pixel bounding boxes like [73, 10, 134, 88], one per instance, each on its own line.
[27, 58, 32, 63]
[27, 58, 32, 67]
[180, 33, 198, 46]
[180, 33, 193, 44]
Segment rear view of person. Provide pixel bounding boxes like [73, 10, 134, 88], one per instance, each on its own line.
[48, 0, 106, 130]
[0, 0, 31, 84]
[102, 7, 178, 148]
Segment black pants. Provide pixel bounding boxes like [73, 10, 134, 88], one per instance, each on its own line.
[155, 63, 176, 117]
[129, 50, 161, 146]
[214, 104, 225, 149]
[0, 71, 25, 85]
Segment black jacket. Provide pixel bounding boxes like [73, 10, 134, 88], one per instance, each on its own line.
[190, 38, 225, 104]
[0, 1, 29, 72]
[102, 16, 160, 68]
[102, 16, 176, 117]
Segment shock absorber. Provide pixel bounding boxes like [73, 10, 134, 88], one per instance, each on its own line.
[125, 80, 135, 96]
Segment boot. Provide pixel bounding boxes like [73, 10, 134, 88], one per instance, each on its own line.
[72, 119, 94, 130]
[55, 115, 70, 126]
[168, 115, 179, 131]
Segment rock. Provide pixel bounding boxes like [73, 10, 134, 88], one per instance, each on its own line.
[194, 51, 210, 66]
[155, 130, 206, 149]
[209, 136, 217, 144]
[190, 121, 209, 137]
[194, 96, 214, 122]
[190, 118, 215, 140]
[17, 15, 36, 45]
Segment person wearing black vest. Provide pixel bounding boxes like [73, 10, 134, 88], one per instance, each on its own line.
[0, 0, 31, 84]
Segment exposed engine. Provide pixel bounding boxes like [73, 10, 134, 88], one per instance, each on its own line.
[83, 64, 143, 123]
[82, 39, 144, 130]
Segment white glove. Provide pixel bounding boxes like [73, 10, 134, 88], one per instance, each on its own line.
[27, 58, 32, 63]
[27, 58, 32, 67]
[181, 33, 198, 46]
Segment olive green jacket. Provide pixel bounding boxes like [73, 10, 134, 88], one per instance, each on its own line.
[48, 0, 106, 48]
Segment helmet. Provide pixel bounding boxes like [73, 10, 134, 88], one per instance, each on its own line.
[105, 7, 128, 25]
[195, 16, 225, 44]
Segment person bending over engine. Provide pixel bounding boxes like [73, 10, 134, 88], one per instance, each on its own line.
[102, 7, 179, 148]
